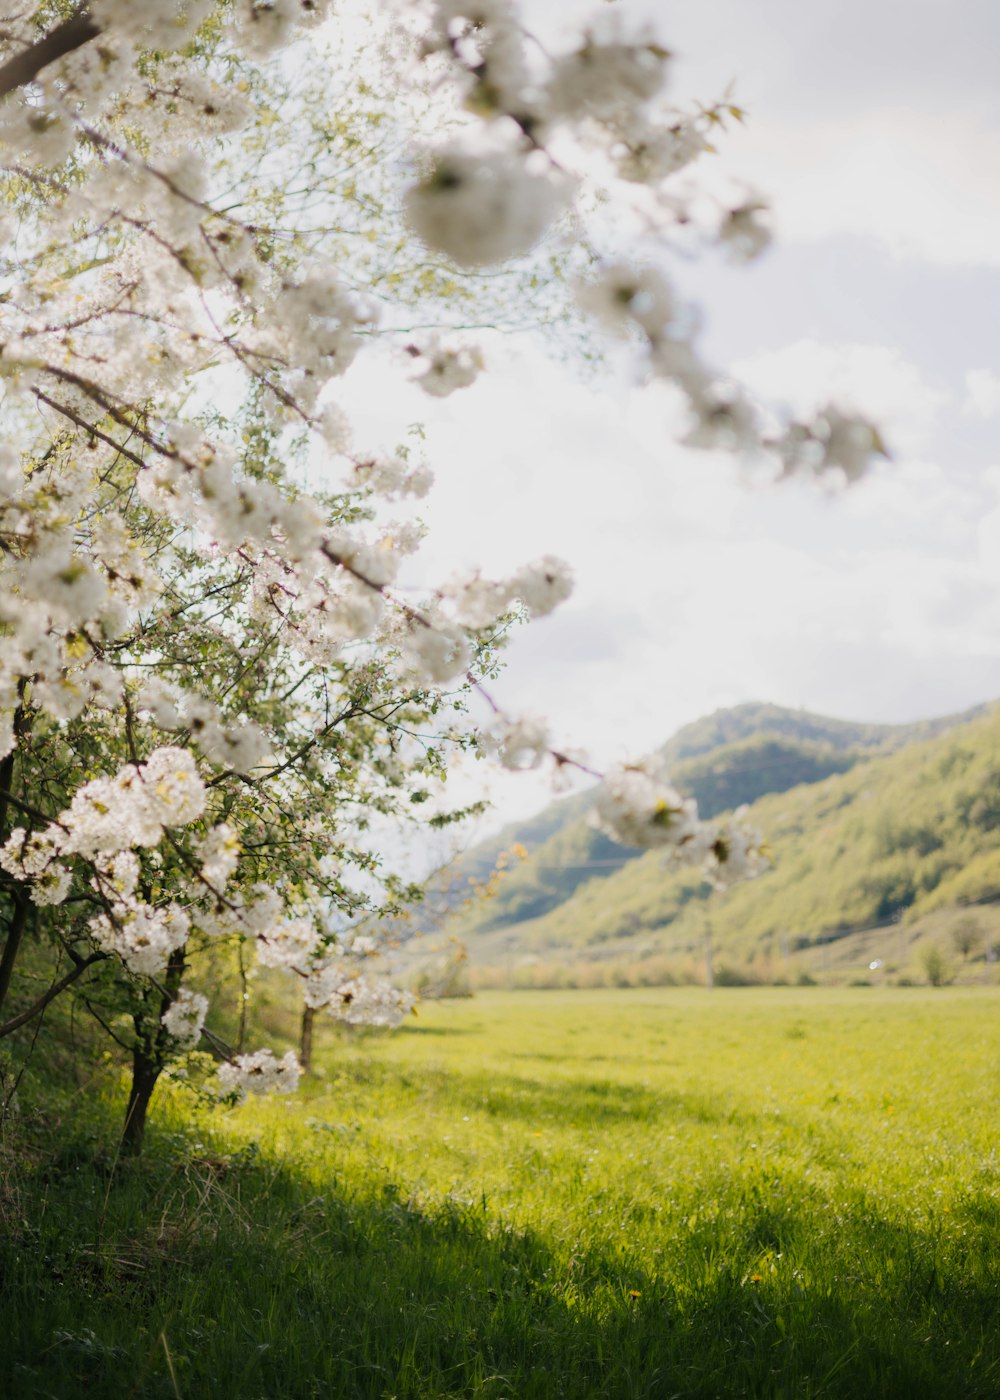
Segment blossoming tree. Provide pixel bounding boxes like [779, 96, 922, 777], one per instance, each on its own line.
[0, 0, 880, 1151]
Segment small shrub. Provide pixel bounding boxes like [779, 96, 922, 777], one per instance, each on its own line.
[920, 943, 953, 987]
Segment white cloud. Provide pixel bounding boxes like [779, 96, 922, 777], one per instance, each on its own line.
[963, 369, 1000, 419]
[722, 110, 1000, 270]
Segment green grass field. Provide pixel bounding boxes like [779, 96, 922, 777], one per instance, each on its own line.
[3, 987, 999, 1398]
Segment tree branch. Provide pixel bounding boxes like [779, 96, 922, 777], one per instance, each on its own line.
[0, 950, 108, 1039]
[0, 10, 101, 101]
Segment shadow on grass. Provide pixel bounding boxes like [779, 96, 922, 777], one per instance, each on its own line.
[2, 1106, 998, 1400]
[321, 1057, 750, 1131]
[395, 1023, 478, 1038]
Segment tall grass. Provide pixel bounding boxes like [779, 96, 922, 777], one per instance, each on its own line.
[2, 987, 998, 1398]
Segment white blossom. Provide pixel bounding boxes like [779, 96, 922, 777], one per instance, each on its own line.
[719, 199, 772, 264]
[408, 336, 485, 397]
[161, 988, 209, 1048]
[90, 901, 190, 977]
[482, 715, 550, 770]
[405, 143, 571, 267]
[256, 918, 321, 972]
[30, 863, 72, 908]
[577, 263, 675, 340]
[510, 556, 574, 617]
[703, 807, 769, 889]
[591, 757, 699, 851]
[401, 618, 472, 683]
[198, 824, 240, 891]
[615, 117, 707, 183]
[217, 1048, 302, 1101]
[353, 456, 434, 500]
[545, 29, 670, 123]
[1, 827, 64, 884]
[328, 977, 415, 1028]
[772, 406, 885, 484]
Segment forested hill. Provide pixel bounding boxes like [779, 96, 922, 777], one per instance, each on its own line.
[461, 700, 1000, 964]
[657, 700, 986, 765]
[444, 701, 987, 938]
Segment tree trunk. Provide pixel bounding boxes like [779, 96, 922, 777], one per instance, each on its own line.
[0, 893, 27, 1018]
[300, 1003, 315, 1073]
[121, 1043, 162, 1157]
[121, 948, 185, 1157]
[0, 703, 29, 1018]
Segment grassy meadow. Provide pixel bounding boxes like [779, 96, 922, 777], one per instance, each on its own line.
[3, 986, 999, 1398]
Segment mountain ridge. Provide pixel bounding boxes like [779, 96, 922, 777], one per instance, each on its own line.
[441, 700, 990, 941]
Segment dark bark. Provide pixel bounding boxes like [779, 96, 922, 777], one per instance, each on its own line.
[0, 702, 31, 1018]
[0, 10, 101, 101]
[121, 1041, 162, 1157]
[0, 892, 27, 1017]
[0, 713, 20, 842]
[300, 1003, 315, 1073]
[120, 950, 186, 1156]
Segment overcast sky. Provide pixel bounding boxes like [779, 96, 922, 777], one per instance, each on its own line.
[342, 0, 1000, 830]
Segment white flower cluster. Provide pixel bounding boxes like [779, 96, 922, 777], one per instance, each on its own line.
[161, 988, 209, 1048]
[0, 747, 205, 914]
[62, 748, 206, 861]
[577, 263, 676, 340]
[256, 916, 320, 972]
[265, 272, 381, 399]
[352, 456, 435, 500]
[0, 829, 72, 908]
[408, 336, 485, 398]
[590, 756, 768, 887]
[198, 824, 240, 891]
[718, 199, 772, 264]
[480, 715, 550, 771]
[137, 682, 271, 775]
[90, 900, 190, 977]
[216, 1049, 302, 1102]
[702, 808, 770, 891]
[771, 406, 885, 485]
[405, 143, 572, 268]
[376, 553, 574, 685]
[442, 556, 574, 630]
[92, 0, 215, 51]
[324, 976, 415, 1029]
[592, 757, 699, 851]
[614, 117, 707, 185]
[193, 884, 282, 942]
[250, 914, 414, 1029]
[545, 27, 670, 122]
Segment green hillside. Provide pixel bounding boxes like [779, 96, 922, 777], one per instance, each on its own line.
[458, 734, 861, 935]
[447, 702, 986, 940]
[466, 703, 1000, 966]
[657, 700, 984, 765]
